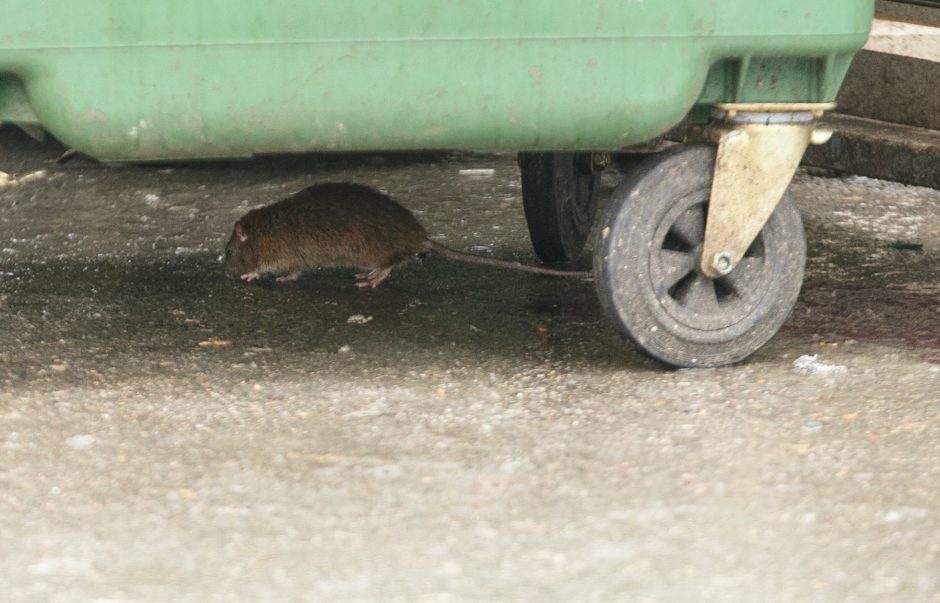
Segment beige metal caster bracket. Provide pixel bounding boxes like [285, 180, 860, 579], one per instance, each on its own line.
[700, 103, 834, 279]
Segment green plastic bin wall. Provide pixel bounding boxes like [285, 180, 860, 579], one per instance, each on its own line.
[0, 1, 873, 161]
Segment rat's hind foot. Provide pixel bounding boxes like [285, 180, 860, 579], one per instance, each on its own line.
[276, 271, 302, 283]
[354, 267, 392, 289]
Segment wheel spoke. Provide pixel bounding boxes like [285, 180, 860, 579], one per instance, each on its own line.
[682, 275, 721, 313]
[670, 205, 706, 247]
[721, 257, 762, 296]
[658, 250, 697, 291]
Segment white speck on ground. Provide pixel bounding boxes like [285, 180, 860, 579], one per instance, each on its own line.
[65, 434, 97, 450]
[793, 354, 848, 375]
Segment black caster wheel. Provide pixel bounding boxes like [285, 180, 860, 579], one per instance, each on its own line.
[519, 152, 600, 263]
[594, 145, 806, 368]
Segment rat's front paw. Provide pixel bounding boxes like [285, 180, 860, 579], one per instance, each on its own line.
[241, 271, 261, 282]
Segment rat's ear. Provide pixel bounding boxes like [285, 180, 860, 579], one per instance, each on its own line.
[235, 223, 248, 242]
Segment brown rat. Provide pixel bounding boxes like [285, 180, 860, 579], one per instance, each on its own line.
[223, 182, 591, 288]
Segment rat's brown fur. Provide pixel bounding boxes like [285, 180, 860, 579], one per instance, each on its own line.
[224, 182, 590, 287]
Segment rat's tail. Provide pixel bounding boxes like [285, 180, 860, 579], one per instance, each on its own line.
[423, 240, 592, 279]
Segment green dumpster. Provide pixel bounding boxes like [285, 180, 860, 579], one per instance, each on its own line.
[0, 1, 875, 367]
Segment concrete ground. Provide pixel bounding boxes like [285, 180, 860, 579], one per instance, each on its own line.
[1, 127, 938, 602]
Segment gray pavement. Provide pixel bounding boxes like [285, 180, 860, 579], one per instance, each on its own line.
[1, 127, 939, 602]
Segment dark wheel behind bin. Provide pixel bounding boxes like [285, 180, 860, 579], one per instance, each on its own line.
[594, 145, 806, 368]
[519, 152, 600, 263]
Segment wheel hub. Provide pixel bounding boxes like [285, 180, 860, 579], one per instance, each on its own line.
[650, 197, 771, 332]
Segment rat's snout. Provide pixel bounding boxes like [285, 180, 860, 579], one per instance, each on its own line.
[220, 254, 240, 280]
[222, 235, 246, 279]
[223, 257, 243, 280]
